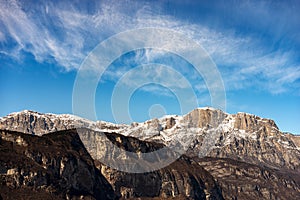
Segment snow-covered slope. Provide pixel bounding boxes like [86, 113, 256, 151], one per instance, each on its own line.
[0, 110, 129, 136]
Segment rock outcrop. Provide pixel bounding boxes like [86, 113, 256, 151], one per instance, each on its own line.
[1, 108, 300, 199]
[97, 157, 223, 200]
[197, 157, 300, 199]
[0, 129, 225, 199]
[90, 130, 224, 199]
[0, 110, 100, 135]
[0, 129, 115, 200]
[1, 109, 299, 171]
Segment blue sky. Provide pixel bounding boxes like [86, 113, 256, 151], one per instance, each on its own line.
[0, 0, 300, 134]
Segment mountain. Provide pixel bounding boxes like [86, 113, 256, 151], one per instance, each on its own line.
[1, 108, 300, 199]
[0, 129, 115, 200]
[197, 157, 300, 199]
[1, 108, 300, 171]
[0, 128, 224, 199]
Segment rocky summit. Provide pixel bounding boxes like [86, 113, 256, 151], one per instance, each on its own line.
[0, 108, 300, 199]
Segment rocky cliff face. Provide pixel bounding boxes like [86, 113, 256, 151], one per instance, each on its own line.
[97, 157, 223, 200]
[90, 130, 223, 199]
[0, 129, 115, 200]
[0, 129, 224, 200]
[0, 110, 99, 135]
[1, 109, 300, 199]
[1, 108, 299, 171]
[197, 157, 300, 199]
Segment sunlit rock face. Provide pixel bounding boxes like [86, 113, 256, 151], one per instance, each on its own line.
[1, 108, 300, 171]
[197, 157, 300, 200]
[1, 108, 300, 199]
[0, 129, 115, 200]
[0, 129, 224, 199]
[92, 134, 224, 200]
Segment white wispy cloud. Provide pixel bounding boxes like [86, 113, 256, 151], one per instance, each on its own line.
[0, 0, 299, 95]
[0, 30, 5, 41]
[0, 0, 87, 70]
[132, 7, 300, 95]
[118, 64, 191, 90]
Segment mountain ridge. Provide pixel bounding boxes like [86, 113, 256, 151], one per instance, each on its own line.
[1, 108, 299, 171]
[1, 108, 300, 199]
[0, 107, 282, 132]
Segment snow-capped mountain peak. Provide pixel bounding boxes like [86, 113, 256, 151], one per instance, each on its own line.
[1, 108, 300, 171]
